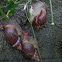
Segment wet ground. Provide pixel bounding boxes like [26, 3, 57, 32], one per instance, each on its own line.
[0, 0, 62, 62]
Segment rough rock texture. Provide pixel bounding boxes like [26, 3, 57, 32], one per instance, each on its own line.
[0, 0, 62, 62]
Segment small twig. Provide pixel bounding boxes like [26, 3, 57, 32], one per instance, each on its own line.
[6, 10, 11, 17]
[0, 6, 7, 8]
[0, 17, 4, 21]
[26, 0, 32, 5]
[25, 3, 42, 62]
[15, 0, 23, 4]
[49, 0, 60, 62]
[0, 8, 9, 20]
[18, 4, 25, 6]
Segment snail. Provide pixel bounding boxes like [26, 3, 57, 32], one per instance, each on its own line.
[2, 18, 23, 50]
[21, 32, 40, 61]
[29, 1, 47, 30]
[4, 25, 22, 50]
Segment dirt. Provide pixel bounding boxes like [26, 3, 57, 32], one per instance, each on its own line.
[0, 0, 62, 62]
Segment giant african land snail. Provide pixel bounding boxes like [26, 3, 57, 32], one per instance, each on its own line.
[29, 1, 47, 30]
[22, 32, 40, 61]
[4, 25, 22, 50]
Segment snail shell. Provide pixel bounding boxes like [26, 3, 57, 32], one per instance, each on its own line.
[22, 41, 35, 59]
[22, 41, 40, 61]
[5, 25, 22, 50]
[30, 1, 47, 30]
[22, 32, 34, 58]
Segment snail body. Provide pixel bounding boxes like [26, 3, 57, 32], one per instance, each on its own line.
[30, 1, 47, 30]
[23, 32, 38, 48]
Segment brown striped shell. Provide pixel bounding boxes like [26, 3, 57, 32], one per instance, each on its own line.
[22, 32, 40, 61]
[5, 25, 22, 50]
[22, 41, 35, 59]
